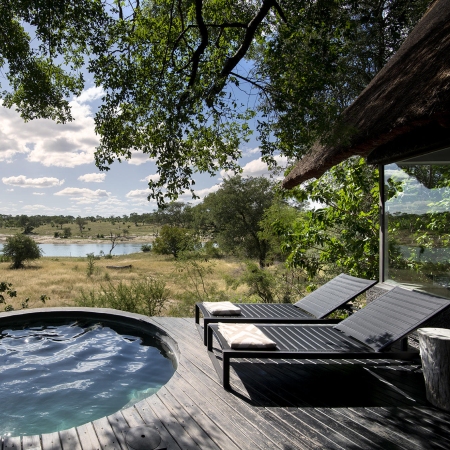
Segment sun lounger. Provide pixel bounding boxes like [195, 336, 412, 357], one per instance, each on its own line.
[206, 286, 450, 389]
[196, 273, 376, 344]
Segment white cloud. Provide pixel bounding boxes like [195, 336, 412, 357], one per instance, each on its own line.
[54, 187, 110, 201]
[2, 175, 64, 188]
[0, 87, 100, 168]
[191, 184, 221, 201]
[22, 204, 52, 212]
[78, 173, 106, 183]
[74, 86, 104, 104]
[127, 150, 153, 166]
[33, 192, 45, 196]
[126, 189, 149, 199]
[243, 146, 261, 156]
[220, 155, 288, 179]
[140, 174, 161, 183]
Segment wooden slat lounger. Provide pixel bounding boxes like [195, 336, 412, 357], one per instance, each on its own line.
[207, 287, 450, 389]
[196, 273, 377, 344]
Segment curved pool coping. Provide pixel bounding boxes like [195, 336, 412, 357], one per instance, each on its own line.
[0, 307, 181, 440]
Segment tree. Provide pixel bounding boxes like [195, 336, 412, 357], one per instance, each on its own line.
[90, 0, 429, 203]
[75, 216, 87, 235]
[153, 202, 194, 228]
[258, 199, 305, 262]
[2, 234, 43, 269]
[0, 0, 110, 123]
[63, 227, 72, 238]
[152, 225, 198, 259]
[275, 157, 397, 280]
[4, 1, 429, 203]
[201, 175, 276, 267]
[108, 232, 122, 256]
[257, 0, 431, 160]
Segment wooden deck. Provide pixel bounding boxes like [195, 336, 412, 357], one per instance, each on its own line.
[2, 317, 450, 449]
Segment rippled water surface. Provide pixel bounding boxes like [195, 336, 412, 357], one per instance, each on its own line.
[0, 321, 175, 436]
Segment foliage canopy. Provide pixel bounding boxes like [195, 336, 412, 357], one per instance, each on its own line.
[201, 175, 277, 267]
[1, 0, 431, 203]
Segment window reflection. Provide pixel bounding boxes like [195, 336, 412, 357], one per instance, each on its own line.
[385, 162, 450, 298]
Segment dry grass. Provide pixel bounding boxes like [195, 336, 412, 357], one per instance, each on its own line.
[0, 252, 244, 313]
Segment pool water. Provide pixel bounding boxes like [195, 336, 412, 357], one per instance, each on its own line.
[0, 320, 176, 436]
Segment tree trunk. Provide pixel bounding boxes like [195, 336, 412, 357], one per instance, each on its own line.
[418, 327, 450, 411]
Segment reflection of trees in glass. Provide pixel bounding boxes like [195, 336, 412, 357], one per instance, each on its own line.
[398, 165, 450, 189]
[386, 164, 450, 293]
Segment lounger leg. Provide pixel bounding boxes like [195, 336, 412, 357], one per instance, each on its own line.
[223, 352, 231, 390]
[207, 325, 213, 351]
[195, 304, 200, 324]
[203, 320, 210, 346]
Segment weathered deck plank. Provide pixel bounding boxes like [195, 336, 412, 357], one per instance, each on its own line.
[3, 317, 450, 450]
[3, 436, 22, 450]
[41, 432, 62, 450]
[21, 436, 41, 450]
[91, 417, 122, 450]
[76, 422, 101, 450]
[59, 428, 81, 450]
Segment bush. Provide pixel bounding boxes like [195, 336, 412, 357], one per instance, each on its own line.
[78, 278, 170, 316]
[141, 244, 152, 252]
[86, 253, 96, 277]
[152, 225, 198, 259]
[2, 234, 43, 269]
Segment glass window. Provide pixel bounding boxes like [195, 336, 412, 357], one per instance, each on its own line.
[384, 149, 450, 298]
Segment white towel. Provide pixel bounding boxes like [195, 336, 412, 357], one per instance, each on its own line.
[203, 301, 241, 316]
[218, 323, 277, 349]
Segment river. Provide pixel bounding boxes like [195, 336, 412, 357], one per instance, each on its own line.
[0, 242, 151, 258]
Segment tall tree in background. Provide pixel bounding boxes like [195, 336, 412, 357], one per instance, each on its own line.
[201, 176, 276, 267]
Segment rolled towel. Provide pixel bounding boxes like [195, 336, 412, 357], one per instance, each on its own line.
[218, 323, 277, 349]
[203, 301, 241, 316]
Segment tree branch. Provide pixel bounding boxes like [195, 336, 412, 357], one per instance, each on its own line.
[188, 0, 209, 87]
[229, 71, 270, 93]
[220, 0, 286, 78]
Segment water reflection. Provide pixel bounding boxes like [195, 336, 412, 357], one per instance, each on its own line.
[0, 242, 151, 257]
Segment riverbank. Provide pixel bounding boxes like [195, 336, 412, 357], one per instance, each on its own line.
[0, 234, 154, 244]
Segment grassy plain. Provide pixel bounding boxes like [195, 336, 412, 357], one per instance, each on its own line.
[0, 251, 245, 314]
[0, 220, 158, 241]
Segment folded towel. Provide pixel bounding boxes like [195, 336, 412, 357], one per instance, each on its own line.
[203, 301, 241, 316]
[218, 323, 277, 349]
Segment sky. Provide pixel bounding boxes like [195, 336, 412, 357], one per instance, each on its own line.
[0, 85, 287, 218]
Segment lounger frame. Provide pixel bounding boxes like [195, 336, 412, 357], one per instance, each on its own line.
[206, 286, 450, 390]
[196, 273, 377, 345]
[207, 323, 418, 389]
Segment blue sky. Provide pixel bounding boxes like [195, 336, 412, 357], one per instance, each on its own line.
[0, 85, 287, 217]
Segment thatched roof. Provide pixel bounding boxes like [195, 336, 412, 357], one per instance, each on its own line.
[282, 0, 450, 190]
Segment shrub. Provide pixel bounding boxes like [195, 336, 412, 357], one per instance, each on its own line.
[78, 278, 169, 316]
[152, 225, 198, 259]
[141, 244, 152, 252]
[86, 253, 96, 277]
[2, 234, 43, 269]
